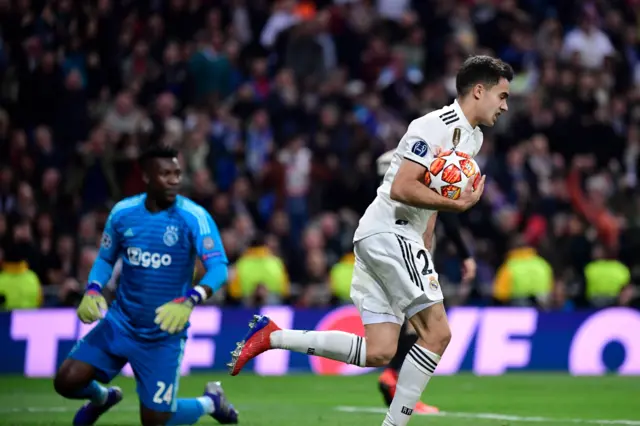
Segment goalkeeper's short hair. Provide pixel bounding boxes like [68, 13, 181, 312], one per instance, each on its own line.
[138, 144, 179, 171]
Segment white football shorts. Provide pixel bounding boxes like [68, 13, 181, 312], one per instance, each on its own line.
[350, 232, 444, 325]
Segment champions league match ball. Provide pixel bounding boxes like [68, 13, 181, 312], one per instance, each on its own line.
[424, 150, 481, 200]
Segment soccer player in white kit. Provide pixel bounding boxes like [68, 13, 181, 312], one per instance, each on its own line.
[228, 55, 513, 425]
[374, 150, 478, 415]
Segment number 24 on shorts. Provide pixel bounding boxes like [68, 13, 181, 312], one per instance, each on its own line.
[153, 381, 174, 405]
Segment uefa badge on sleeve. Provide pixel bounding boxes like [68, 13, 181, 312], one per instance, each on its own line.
[163, 225, 179, 247]
[101, 232, 112, 249]
[203, 236, 215, 250]
[411, 140, 429, 157]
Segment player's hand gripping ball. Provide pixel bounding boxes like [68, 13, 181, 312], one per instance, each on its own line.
[425, 150, 481, 200]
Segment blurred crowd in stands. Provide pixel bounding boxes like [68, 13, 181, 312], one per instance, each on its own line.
[0, 0, 639, 311]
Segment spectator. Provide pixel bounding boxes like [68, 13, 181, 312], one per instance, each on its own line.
[0, 0, 638, 310]
[330, 250, 354, 303]
[228, 234, 290, 306]
[0, 217, 42, 310]
[584, 244, 631, 308]
[492, 236, 554, 307]
[562, 11, 615, 70]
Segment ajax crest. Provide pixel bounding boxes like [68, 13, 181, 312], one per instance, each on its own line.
[163, 225, 179, 247]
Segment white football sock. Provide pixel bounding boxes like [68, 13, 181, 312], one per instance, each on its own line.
[270, 330, 366, 366]
[196, 396, 214, 413]
[382, 344, 440, 426]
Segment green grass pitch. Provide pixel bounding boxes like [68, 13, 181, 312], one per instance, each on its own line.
[0, 373, 638, 425]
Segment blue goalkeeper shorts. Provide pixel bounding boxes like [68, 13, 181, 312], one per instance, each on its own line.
[67, 317, 186, 412]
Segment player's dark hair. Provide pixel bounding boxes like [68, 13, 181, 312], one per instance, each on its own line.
[456, 56, 514, 96]
[138, 144, 179, 170]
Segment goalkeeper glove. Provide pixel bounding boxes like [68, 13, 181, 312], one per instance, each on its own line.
[77, 283, 107, 324]
[154, 286, 208, 334]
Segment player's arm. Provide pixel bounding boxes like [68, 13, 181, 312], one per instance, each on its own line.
[423, 213, 437, 252]
[78, 210, 121, 323]
[190, 209, 228, 298]
[390, 119, 485, 212]
[155, 209, 228, 333]
[391, 158, 483, 212]
[87, 213, 120, 290]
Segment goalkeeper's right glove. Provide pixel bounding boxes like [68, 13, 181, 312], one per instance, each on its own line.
[77, 283, 107, 324]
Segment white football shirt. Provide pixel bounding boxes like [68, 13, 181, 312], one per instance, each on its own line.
[354, 99, 484, 244]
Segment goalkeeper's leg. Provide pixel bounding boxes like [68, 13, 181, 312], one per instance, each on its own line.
[133, 339, 238, 425]
[54, 359, 113, 404]
[54, 319, 124, 425]
[228, 314, 401, 375]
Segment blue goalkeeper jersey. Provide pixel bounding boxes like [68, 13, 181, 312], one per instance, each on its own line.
[88, 193, 228, 340]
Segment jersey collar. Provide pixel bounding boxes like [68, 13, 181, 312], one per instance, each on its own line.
[452, 99, 476, 132]
[143, 199, 177, 215]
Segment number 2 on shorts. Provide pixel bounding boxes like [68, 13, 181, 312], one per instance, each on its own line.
[416, 249, 433, 275]
[396, 236, 433, 290]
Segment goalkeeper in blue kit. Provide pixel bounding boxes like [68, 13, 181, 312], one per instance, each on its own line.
[53, 145, 239, 425]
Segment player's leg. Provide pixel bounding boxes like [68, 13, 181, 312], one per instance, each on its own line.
[229, 314, 399, 375]
[228, 236, 405, 375]
[387, 323, 418, 372]
[131, 338, 238, 425]
[131, 338, 199, 426]
[378, 321, 439, 414]
[342, 235, 445, 425]
[383, 302, 451, 425]
[378, 322, 417, 404]
[54, 319, 125, 425]
[158, 382, 237, 425]
[268, 319, 399, 367]
[54, 359, 108, 402]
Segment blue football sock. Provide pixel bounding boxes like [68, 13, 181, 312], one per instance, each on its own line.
[71, 381, 108, 405]
[167, 398, 208, 425]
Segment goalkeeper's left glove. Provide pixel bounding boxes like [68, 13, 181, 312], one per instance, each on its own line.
[154, 286, 208, 334]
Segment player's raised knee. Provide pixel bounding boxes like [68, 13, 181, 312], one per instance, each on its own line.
[411, 304, 452, 355]
[436, 324, 452, 351]
[366, 346, 397, 367]
[363, 323, 401, 366]
[53, 359, 93, 397]
[53, 372, 72, 397]
[418, 322, 451, 355]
